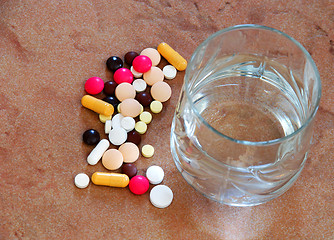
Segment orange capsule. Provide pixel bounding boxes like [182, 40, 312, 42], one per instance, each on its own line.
[91, 172, 129, 188]
[157, 42, 187, 71]
[81, 95, 114, 116]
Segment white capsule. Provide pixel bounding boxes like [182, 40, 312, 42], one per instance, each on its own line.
[105, 120, 112, 134]
[87, 139, 110, 165]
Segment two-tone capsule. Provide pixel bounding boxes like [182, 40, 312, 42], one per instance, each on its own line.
[157, 42, 187, 71]
[91, 172, 129, 188]
[81, 95, 114, 116]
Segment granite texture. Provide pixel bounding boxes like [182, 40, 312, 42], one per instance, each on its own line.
[0, 0, 333, 239]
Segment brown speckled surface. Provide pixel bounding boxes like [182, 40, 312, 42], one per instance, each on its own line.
[0, 0, 333, 239]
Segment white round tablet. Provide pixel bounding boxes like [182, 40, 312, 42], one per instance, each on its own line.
[163, 65, 177, 80]
[105, 120, 112, 134]
[146, 165, 164, 184]
[132, 79, 147, 92]
[150, 185, 173, 208]
[108, 127, 127, 146]
[111, 113, 124, 129]
[130, 66, 143, 78]
[121, 117, 135, 132]
[74, 173, 90, 189]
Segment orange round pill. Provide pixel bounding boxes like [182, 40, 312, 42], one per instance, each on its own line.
[102, 149, 123, 170]
[119, 142, 140, 163]
[115, 83, 136, 102]
[150, 81, 172, 102]
[143, 67, 164, 86]
[120, 98, 142, 118]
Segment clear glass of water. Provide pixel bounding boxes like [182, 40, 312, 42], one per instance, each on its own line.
[170, 24, 321, 206]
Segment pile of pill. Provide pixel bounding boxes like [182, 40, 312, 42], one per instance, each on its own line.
[75, 43, 187, 209]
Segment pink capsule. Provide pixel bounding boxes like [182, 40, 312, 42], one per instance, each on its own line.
[132, 55, 152, 73]
[113, 68, 134, 84]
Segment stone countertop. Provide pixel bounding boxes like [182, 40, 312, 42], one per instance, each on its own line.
[0, 0, 333, 239]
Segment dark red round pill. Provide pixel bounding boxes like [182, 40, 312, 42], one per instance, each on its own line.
[124, 51, 139, 65]
[103, 81, 118, 96]
[127, 130, 141, 145]
[136, 91, 153, 107]
[121, 163, 138, 179]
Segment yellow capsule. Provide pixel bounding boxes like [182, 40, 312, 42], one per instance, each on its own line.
[91, 172, 129, 188]
[157, 42, 187, 71]
[81, 95, 114, 116]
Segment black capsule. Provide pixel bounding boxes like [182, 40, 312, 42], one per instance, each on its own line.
[103, 95, 120, 109]
[106, 56, 123, 72]
[83, 129, 100, 145]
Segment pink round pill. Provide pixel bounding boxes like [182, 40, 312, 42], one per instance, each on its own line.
[129, 175, 150, 195]
[132, 55, 152, 73]
[113, 68, 134, 84]
[85, 77, 104, 95]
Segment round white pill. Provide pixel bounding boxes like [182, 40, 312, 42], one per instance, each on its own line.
[121, 117, 135, 132]
[146, 165, 164, 184]
[150, 185, 173, 208]
[132, 79, 147, 92]
[111, 113, 124, 129]
[105, 120, 112, 134]
[109, 127, 127, 146]
[163, 65, 177, 80]
[74, 173, 90, 189]
[131, 66, 143, 78]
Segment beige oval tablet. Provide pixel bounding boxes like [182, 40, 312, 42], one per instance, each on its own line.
[143, 67, 164, 86]
[102, 149, 123, 170]
[119, 142, 140, 163]
[120, 98, 142, 118]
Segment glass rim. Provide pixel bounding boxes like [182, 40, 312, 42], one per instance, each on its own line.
[184, 24, 322, 146]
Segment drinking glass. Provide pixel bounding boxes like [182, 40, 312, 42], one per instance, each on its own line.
[170, 24, 321, 206]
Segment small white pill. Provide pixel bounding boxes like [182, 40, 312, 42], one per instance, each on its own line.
[146, 165, 164, 185]
[150, 185, 173, 208]
[74, 173, 90, 189]
[109, 127, 127, 146]
[111, 113, 124, 129]
[121, 117, 135, 132]
[163, 65, 177, 80]
[132, 79, 147, 92]
[105, 120, 112, 134]
[131, 66, 143, 78]
[87, 139, 110, 165]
